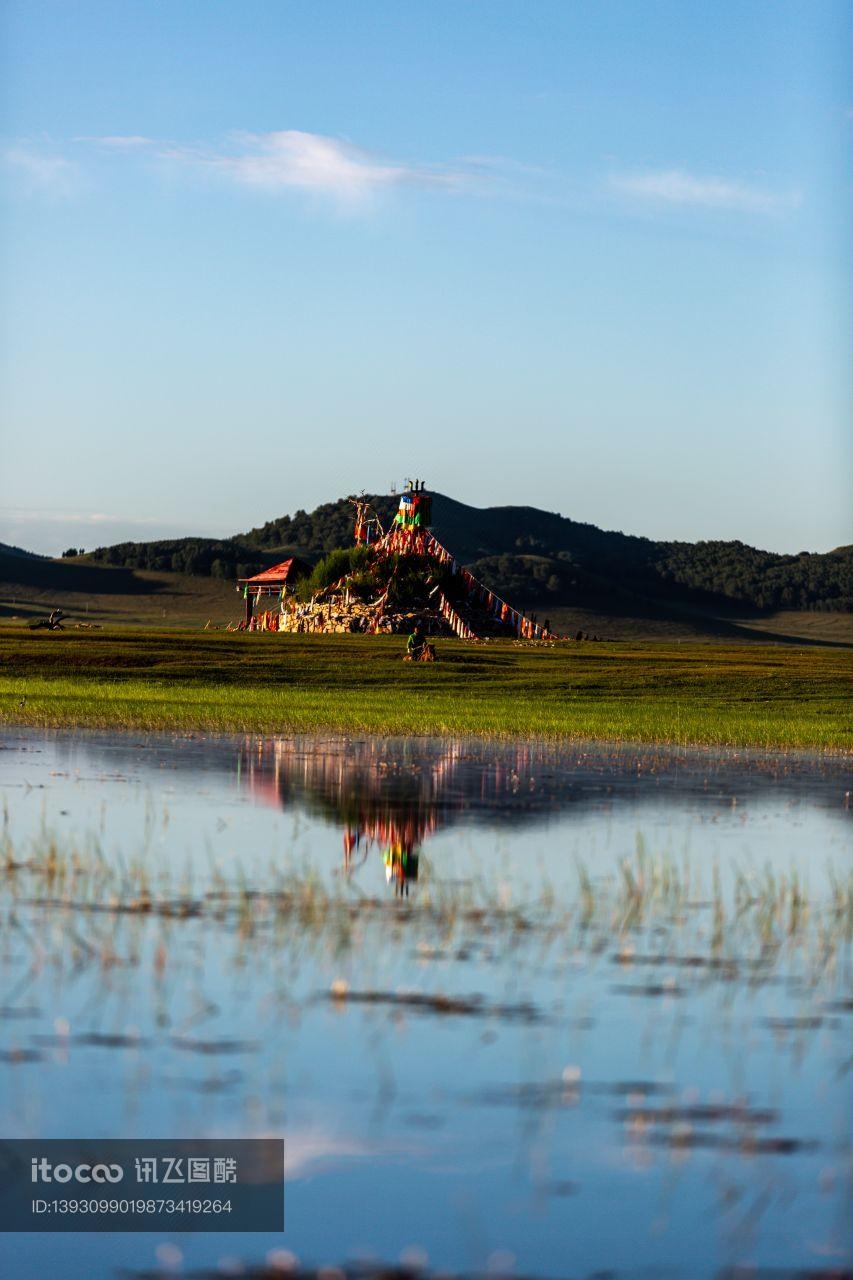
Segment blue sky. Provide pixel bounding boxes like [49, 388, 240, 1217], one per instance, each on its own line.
[1, 1, 850, 555]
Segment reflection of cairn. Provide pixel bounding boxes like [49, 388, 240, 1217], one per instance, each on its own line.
[383, 843, 419, 896]
[241, 737, 550, 830]
[242, 739, 464, 874]
[238, 736, 562, 896]
[345, 815, 423, 894]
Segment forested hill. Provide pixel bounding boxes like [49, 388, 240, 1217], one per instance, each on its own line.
[0, 542, 44, 559]
[83, 492, 852, 613]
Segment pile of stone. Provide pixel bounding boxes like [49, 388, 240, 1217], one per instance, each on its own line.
[279, 600, 451, 636]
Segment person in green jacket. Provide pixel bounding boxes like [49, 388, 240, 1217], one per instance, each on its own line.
[406, 625, 426, 660]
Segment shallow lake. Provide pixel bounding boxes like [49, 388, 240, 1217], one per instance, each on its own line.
[0, 730, 850, 1279]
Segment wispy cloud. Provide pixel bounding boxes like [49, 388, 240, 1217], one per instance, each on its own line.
[608, 167, 799, 215]
[12, 131, 803, 220]
[79, 134, 155, 150]
[84, 128, 482, 205]
[1, 508, 167, 527]
[3, 144, 78, 195]
[206, 130, 467, 197]
[0, 509, 223, 556]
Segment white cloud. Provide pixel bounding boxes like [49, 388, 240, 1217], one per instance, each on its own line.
[171, 130, 472, 201]
[3, 145, 78, 195]
[89, 128, 478, 204]
[609, 168, 799, 215]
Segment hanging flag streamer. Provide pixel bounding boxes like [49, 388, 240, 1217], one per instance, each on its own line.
[422, 533, 554, 639]
[436, 590, 475, 640]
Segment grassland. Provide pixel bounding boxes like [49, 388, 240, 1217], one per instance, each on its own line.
[0, 564, 238, 628]
[4, 556, 853, 643]
[0, 630, 850, 749]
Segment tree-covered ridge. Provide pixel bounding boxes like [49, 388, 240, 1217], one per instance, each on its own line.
[653, 542, 853, 611]
[84, 494, 853, 613]
[245, 496, 399, 554]
[89, 537, 270, 581]
[0, 541, 44, 560]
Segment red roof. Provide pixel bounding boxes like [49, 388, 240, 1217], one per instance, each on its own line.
[240, 559, 302, 585]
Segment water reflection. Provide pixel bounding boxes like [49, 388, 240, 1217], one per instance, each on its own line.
[242, 739, 475, 893]
[235, 735, 851, 895]
[0, 730, 850, 1279]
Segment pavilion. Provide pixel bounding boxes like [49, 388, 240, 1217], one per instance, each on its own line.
[237, 558, 310, 625]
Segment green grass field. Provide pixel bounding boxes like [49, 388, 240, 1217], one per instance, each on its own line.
[1, 630, 850, 749]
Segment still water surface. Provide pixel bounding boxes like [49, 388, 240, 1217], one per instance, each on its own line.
[0, 731, 850, 1278]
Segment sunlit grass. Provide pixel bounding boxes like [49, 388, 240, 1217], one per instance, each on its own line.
[0, 631, 850, 748]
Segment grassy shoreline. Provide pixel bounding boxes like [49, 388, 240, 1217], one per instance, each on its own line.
[1, 630, 850, 750]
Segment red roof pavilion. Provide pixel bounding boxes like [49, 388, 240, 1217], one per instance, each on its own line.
[238, 558, 311, 624]
[239, 559, 304, 586]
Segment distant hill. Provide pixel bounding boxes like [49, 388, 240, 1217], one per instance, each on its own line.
[82, 536, 274, 582]
[91, 494, 852, 614]
[0, 543, 153, 595]
[0, 541, 44, 560]
[45, 493, 853, 616]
